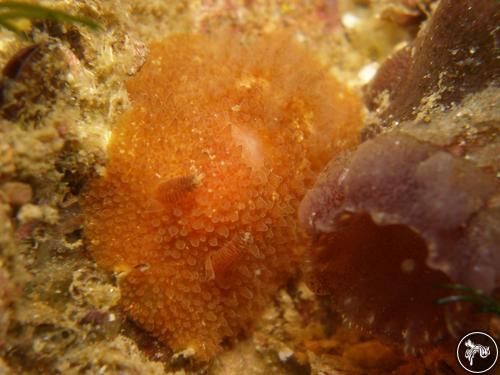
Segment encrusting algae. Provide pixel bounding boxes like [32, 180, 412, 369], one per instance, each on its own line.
[82, 33, 361, 361]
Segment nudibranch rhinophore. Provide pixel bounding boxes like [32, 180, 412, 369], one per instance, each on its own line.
[83, 33, 361, 360]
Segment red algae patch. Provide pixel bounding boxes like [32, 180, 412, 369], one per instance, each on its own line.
[82, 33, 361, 360]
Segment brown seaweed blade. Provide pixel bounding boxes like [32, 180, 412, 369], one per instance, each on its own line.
[299, 132, 499, 350]
[298, 0, 500, 352]
[364, 0, 500, 133]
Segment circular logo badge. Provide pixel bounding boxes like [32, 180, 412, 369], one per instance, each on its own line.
[457, 331, 498, 373]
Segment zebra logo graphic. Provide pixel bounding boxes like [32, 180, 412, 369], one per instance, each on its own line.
[457, 332, 498, 373]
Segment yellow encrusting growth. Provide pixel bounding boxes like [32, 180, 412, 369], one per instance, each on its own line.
[83, 33, 361, 360]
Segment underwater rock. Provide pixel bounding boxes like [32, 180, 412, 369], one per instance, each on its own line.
[0, 266, 12, 351]
[0, 41, 92, 126]
[0, 181, 33, 206]
[364, 0, 500, 135]
[1, 42, 65, 122]
[82, 33, 361, 360]
[53, 336, 165, 375]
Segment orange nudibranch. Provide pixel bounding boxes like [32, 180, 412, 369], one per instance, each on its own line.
[83, 32, 362, 361]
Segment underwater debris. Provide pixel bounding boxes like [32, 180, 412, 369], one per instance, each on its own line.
[437, 283, 500, 316]
[82, 32, 361, 361]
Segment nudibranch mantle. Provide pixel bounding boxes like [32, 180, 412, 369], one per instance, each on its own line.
[83, 33, 361, 360]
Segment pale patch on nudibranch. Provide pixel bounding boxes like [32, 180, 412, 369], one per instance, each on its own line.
[230, 124, 265, 169]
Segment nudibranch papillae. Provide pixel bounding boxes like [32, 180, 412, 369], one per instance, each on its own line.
[83, 33, 361, 360]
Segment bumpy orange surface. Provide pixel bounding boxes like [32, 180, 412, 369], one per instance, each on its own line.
[83, 33, 361, 360]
